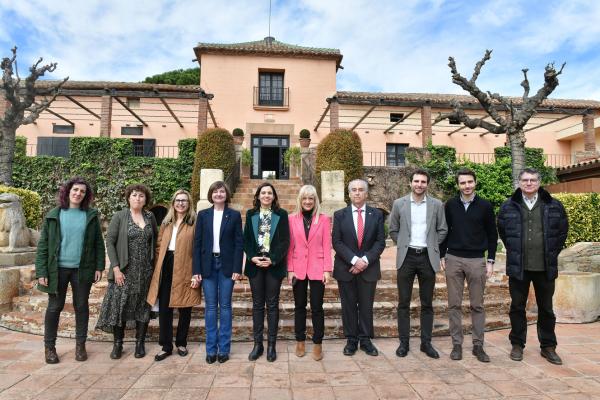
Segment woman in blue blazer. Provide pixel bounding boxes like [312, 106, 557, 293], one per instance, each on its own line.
[244, 182, 290, 362]
[192, 181, 243, 364]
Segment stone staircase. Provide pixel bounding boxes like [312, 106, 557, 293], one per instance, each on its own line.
[0, 257, 528, 343]
[231, 177, 304, 222]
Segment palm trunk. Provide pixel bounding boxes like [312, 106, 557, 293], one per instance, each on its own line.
[507, 129, 526, 188]
[0, 125, 16, 186]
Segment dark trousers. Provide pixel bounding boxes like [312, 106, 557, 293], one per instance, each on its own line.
[337, 275, 377, 343]
[397, 249, 436, 344]
[509, 270, 557, 349]
[249, 268, 283, 343]
[293, 278, 325, 344]
[44, 267, 92, 346]
[158, 251, 192, 352]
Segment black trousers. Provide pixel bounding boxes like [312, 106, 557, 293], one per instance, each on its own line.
[337, 275, 377, 343]
[397, 249, 436, 344]
[509, 270, 557, 349]
[44, 267, 92, 346]
[158, 251, 192, 352]
[249, 268, 283, 343]
[293, 278, 325, 344]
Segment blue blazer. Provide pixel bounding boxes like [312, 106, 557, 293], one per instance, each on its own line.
[192, 206, 244, 278]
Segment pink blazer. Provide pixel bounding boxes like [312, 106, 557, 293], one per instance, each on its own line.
[287, 213, 333, 280]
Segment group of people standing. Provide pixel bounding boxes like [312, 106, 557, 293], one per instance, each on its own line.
[35, 165, 568, 367]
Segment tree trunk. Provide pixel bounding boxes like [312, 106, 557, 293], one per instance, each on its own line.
[0, 125, 16, 186]
[507, 128, 526, 188]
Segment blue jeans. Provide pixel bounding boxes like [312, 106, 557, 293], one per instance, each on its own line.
[202, 257, 235, 356]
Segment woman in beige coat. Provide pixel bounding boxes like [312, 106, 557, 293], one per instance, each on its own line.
[147, 189, 202, 361]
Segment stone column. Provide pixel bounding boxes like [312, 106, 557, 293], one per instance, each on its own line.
[320, 170, 347, 217]
[576, 112, 599, 162]
[100, 94, 112, 137]
[420, 105, 432, 147]
[329, 98, 339, 132]
[196, 169, 223, 211]
[198, 96, 208, 135]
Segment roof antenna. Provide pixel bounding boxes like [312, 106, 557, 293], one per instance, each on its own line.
[268, 0, 272, 38]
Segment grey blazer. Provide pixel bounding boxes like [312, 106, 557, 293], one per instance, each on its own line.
[388, 194, 448, 272]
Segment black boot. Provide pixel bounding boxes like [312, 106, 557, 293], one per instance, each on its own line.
[248, 342, 264, 361]
[266, 341, 277, 362]
[110, 325, 125, 359]
[134, 321, 149, 358]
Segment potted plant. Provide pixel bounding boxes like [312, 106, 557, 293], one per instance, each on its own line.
[284, 146, 302, 178]
[232, 128, 244, 145]
[241, 148, 252, 177]
[299, 129, 311, 148]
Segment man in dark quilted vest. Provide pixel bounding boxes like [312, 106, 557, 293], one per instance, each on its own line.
[497, 168, 568, 365]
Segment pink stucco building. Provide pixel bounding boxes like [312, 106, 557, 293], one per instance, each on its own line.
[12, 37, 600, 178]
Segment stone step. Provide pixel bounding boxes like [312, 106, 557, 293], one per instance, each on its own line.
[0, 308, 530, 342]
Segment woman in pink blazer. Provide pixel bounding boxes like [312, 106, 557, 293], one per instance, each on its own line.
[287, 184, 332, 361]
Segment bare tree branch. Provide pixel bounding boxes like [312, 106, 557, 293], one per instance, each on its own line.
[520, 68, 530, 100]
[434, 99, 506, 134]
[470, 49, 492, 84]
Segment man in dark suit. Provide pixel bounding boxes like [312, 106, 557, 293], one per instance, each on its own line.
[333, 179, 386, 356]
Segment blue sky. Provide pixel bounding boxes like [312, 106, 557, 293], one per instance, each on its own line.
[1, 0, 599, 100]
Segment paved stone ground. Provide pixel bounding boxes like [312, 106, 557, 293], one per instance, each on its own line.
[0, 323, 599, 400]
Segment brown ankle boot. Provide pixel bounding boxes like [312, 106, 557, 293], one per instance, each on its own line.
[295, 341, 305, 357]
[75, 343, 87, 361]
[312, 344, 323, 361]
[45, 346, 59, 364]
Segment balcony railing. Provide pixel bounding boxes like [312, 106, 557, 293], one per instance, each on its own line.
[363, 152, 576, 168]
[253, 87, 289, 108]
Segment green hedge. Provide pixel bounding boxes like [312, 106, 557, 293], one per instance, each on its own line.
[316, 129, 363, 201]
[554, 193, 600, 248]
[0, 185, 42, 229]
[12, 136, 196, 225]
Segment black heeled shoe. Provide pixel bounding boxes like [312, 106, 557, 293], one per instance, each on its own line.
[134, 321, 148, 358]
[266, 342, 277, 362]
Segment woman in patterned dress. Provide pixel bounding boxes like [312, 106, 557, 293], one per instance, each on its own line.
[243, 182, 290, 362]
[96, 184, 158, 359]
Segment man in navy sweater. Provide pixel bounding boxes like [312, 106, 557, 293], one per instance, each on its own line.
[440, 168, 497, 363]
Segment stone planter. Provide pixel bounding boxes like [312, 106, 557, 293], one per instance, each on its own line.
[554, 271, 600, 323]
[241, 164, 251, 178]
[0, 267, 21, 310]
[299, 138, 311, 148]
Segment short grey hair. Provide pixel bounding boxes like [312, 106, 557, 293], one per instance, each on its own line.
[347, 179, 368, 193]
[518, 168, 541, 181]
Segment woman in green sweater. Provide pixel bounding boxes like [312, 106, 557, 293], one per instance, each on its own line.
[35, 177, 106, 364]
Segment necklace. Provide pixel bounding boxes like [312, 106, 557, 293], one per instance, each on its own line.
[303, 214, 312, 230]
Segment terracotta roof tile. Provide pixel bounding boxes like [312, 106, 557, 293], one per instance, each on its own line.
[557, 157, 600, 171]
[194, 37, 343, 68]
[335, 91, 600, 110]
[34, 80, 202, 93]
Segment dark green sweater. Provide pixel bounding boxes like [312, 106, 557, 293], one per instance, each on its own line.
[521, 200, 545, 271]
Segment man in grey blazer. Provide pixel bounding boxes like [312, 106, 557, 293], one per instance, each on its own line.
[388, 168, 448, 359]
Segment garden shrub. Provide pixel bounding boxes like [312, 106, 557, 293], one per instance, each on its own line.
[554, 193, 600, 248]
[315, 129, 363, 201]
[191, 128, 236, 203]
[0, 185, 42, 229]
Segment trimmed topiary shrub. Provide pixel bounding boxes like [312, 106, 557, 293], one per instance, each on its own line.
[191, 128, 236, 203]
[553, 193, 600, 248]
[0, 186, 42, 229]
[299, 129, 310, 139]
[232, 128, 244, 137]
[315, 129, 363, 201]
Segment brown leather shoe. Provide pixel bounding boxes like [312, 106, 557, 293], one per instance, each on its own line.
[295, 341, 305, 357]
[510, 344, 523, 361]
[75, 343, 87, 361]
[45, 346, 59, 364]
[312, 344, 323, 361]
[541, 347, 563, 365]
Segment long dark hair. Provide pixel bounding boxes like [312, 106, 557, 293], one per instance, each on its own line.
[252, 182, 280, 211]
[57, 177, 94, 210]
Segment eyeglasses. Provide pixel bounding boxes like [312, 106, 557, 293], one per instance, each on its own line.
[519, 179, 539, 183]
[174, 199, 189, 204]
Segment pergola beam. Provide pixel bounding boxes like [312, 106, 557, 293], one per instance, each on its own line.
[35, 88, 201, 99]
[114, 96, 148, 127]
[524, 113, 577, 133]
[65, 95, 101, 119]
[415, 118, 441, 135]
[159, 97, 183, 128]
[383, 107, 419, 134]
[314, 103, 331, 131]
[448, 115, 489, 136]
[207, 102, 218, 128]
[44, 108, 74, 126]
[351, 105, 377, 131]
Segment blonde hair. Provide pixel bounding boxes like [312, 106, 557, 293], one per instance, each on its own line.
[294, 185, 321, 224]
[162, 189, 196, 226]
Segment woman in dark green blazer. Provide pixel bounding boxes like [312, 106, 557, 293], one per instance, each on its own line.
[35, 177, 105, 364]
[244, 182, 289, 362]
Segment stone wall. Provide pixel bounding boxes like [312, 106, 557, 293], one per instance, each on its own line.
[558, 242, 600, 273]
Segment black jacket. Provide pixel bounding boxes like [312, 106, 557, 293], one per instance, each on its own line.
[497, 188, 568, 281]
